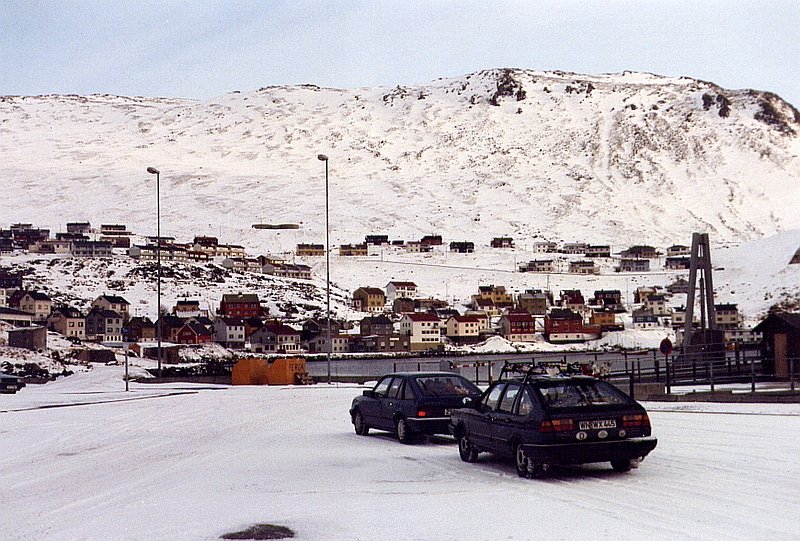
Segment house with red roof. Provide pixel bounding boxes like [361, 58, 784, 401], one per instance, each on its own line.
[445, 314, 482, 345]
[176, 321, 212, 345]
[399, 313, 442, 351]
[499, 312, 538, 342]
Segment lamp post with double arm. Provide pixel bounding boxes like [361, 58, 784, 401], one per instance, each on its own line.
[317, 154, 332, 384]
[146, 166, 162, 378]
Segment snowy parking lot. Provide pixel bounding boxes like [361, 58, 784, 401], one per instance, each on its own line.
[2, 367, 799, 541]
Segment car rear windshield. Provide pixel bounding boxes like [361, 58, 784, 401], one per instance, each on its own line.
[415, 376, 480, 397]
[536, 381, 630, 409]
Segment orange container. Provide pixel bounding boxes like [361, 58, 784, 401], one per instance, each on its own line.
[232, 357, 308, 385]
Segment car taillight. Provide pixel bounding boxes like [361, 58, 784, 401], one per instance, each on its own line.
[540, 418, 574, 432]
[416, 410, 428, 417]
[623, 414, 650, 428]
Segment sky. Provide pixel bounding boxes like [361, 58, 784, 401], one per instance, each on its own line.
[1, 1, 799, 106]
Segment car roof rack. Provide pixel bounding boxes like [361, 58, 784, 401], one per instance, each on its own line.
[498, 359, 598, 386]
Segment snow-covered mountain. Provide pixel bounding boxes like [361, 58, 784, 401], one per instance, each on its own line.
[2, 68, 799, 253]
[2, 68, 800, 326]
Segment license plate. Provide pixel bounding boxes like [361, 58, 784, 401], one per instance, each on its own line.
[579, 419, 616, 430]
[6, 385, 17, 390]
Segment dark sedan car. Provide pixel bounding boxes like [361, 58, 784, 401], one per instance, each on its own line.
[450, 362, 657, 478]
[350, 372, 482, 443]
[0, 373, 26, 394]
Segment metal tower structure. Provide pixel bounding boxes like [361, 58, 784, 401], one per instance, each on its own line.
[681, 232, 722, 358]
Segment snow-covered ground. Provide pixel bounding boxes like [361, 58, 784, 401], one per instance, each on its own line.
[2, 366, 798, 540]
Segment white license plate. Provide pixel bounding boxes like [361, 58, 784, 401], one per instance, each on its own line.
[579, 419, 617, 430]
[6, 385, 17, 390]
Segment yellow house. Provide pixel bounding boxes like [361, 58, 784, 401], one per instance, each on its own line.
[353, 287, 386, 313]
[474, 285, 513, 305]
[445, 315, 482, 344]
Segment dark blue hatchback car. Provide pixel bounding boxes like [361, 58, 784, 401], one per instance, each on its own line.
[450, 362, 658, 478]
[350, 372, 482, 443]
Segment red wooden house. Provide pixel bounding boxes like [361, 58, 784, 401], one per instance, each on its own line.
[219, 293, 262, 319]
[545, 309, 601, 343]
[176, 322, 212, 345]
[560, 290, 585, 309]
[498, 312, 538, 342]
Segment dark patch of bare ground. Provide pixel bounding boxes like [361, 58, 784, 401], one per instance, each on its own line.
[221, 524, 295, 540]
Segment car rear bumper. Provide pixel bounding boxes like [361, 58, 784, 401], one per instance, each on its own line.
[521, 437, 658, 465]
[406, 416, 451, 435]
[1, 381, 24, 393]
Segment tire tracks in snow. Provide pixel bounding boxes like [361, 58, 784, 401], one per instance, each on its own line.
[0, 390, 201, 413]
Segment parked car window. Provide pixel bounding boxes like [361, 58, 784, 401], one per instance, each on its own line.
[498, 383, 521, 413]
[388, 377, 404, 399]
[482, 384, 505, 411]
[516, 389, 535, 416]
[401, 381, 416, 400]
[415, 375, 480, 397]
[537, 381, 628, 408]
[374, 377, 392, 397]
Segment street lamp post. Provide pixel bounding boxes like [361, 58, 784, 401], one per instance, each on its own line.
[146, 166, 162, 378]
[317, 154, 332, 384]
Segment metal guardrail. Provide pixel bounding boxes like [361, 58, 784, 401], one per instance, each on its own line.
[306, 348, 799, 393]
[445, 355, 799, 396]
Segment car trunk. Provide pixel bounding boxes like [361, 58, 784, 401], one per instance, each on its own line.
[415, 395, 478, 417]
[542, 405, 651, 443]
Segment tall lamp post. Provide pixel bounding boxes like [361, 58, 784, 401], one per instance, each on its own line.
[146, 166, 162, 378]
[317, 154, 332, 384]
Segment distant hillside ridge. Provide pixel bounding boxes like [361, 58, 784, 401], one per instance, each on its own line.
[1, 68, 799, 252]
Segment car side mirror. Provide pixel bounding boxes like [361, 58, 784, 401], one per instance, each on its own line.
[363, 390, 376, 398]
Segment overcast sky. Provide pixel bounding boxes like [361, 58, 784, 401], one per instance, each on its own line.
[2, 1, 798, 106]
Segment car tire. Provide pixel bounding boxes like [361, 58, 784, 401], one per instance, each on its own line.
[528, 463, 548, 479]
[611, 458, 633, 472]
[514, 443, 530, 478]
[515, 443, 548, 479]
[353, 411, 369, 436]
[458, 434, 479, 463]
[396, 417, 413, 444]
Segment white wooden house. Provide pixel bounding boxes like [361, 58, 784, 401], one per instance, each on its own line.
[399, 313, 442, 351]
[386, 281, 418, 303]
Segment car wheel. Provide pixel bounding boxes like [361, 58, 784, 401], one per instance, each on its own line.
[514, 443, 530, 478]
[396, 417, 413, 444]
[611, 458, 633, 472]
[458, 434, 479, 463]
[515, 443, 548, 479]
[528, 463, 548, 479]
[353, 411, 369, 436]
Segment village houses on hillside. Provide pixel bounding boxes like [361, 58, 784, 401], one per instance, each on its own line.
[1, 220, 777, 360]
